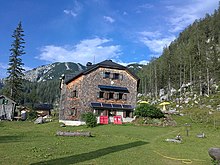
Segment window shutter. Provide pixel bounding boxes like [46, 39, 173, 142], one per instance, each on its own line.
[97, 92, 100, 98]
[104, 92, 108, 99]
[101, 72, 105, 78]
[110, 73, 114, 79]
[123, 94, 127, 100]
[114, 93, 118, 99]
[119, 74, 123, 80]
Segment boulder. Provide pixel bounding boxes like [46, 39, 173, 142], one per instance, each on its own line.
[197, 133, 205, 138]
[208, 148, 220, 161]
[159, 89, 165, 97]
[56, 131, 91, 137]
[34, 117, 44, 124]
[165, 139, 181, 143]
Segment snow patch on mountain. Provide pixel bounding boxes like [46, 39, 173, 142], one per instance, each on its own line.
[65, 62, 70, 70]
[76, 63, 83, 71]
[23, 62, 86, 82]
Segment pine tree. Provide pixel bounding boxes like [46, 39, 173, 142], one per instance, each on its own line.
[6, 22, 25, 103]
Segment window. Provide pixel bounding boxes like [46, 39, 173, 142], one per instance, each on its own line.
[113, 73, 119, 79]
[103, 72, 123, 80]
[108, 110, 116, 116]
[71, 108, 77, 116]
[73, 90, 78, 98]
[103, 72, 110, 78]
[123, 94, 127, 100]
[108, 92, 114, 99]
[109, 92, 114, 99]
[124, 111, 133, 118]
[115, 93, 123, 100]
[97, 91, 104, 98]
[119, 93, 123, 100]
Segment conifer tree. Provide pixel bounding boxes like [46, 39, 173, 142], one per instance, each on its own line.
[6, 22, 25, 103]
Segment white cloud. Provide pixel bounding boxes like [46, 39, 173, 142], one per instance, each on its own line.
[117, 60, 149, 66]
[37, 37, 121, 65]
[139, 31, 176, 54]
[167, 0, 219, 32]
[136, 3, 154, 13]
[140, 37, 175, 53]
[0, 63, 7, 70]
[123, 11, 127, 15]
[64, 10, 77, 17]
[63, 0, 82, 17]
[139, 60, 149, 65]
[103, 16, 115, 23]
[138, 3, 154, 9]
[139, 31, 162, 39]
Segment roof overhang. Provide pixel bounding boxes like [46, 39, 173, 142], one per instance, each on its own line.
[98, 85, 129, 93]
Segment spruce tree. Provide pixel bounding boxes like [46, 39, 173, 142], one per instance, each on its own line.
[6, 22, 25, 103]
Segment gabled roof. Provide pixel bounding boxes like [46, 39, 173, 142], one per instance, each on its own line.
[64, 60, 140, 84]
[33, 104, 53, 110]
[0, 95, 16, 104]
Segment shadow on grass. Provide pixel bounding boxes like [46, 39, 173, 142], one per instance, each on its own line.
[0, 135, 23, 143]
[31, 141, 148, 165]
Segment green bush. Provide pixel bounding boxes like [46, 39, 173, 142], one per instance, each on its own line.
[82, 112, 97, 128]
[134, 104, 164, 119]
[184, 108, 211, 124]
[27, 110, 37, 120]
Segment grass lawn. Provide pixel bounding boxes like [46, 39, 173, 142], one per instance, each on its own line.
[0, 116, 219, 165]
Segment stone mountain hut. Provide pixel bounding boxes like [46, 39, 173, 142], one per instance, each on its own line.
[59, 60, 140, 126]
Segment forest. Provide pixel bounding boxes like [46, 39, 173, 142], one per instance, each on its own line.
[137, 5, 220, 100]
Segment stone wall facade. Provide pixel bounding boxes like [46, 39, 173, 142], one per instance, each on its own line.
[59, 66, 138, 122]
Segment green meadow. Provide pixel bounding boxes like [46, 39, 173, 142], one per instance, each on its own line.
[0, 116, 219, 165]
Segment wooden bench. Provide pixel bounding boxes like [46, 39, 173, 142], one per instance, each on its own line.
[14, 116, 21, 121]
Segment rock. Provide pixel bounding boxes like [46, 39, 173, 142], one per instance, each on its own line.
[159, 89, 165, 97]
[197, 133, 205, 138]
[60, 123, 66, 127]
[160, 94, 168, 101]
[56, 131, 91, 137]
[165, 139, 181, 143]
[207, 105, 212, 109]
[34, 117, 44, 124]
[170, 88, 176, 96]
[208, 148, 220, 161]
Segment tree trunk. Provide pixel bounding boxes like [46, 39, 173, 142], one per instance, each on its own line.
[154, 64, 157, 99]
[207, 68, 210, 96]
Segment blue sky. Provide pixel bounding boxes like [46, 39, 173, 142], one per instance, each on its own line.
[0, 0, 219, 78]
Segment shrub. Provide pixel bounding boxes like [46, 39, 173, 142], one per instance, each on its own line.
[27, 110, 37, 120]
[82, 112, 97, 128]
[134, 104, 164, 119]
[184, 108, 211, 124]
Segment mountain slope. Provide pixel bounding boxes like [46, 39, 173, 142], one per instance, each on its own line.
[138, 6, 220, 96]
[24, 62, 86, 82]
